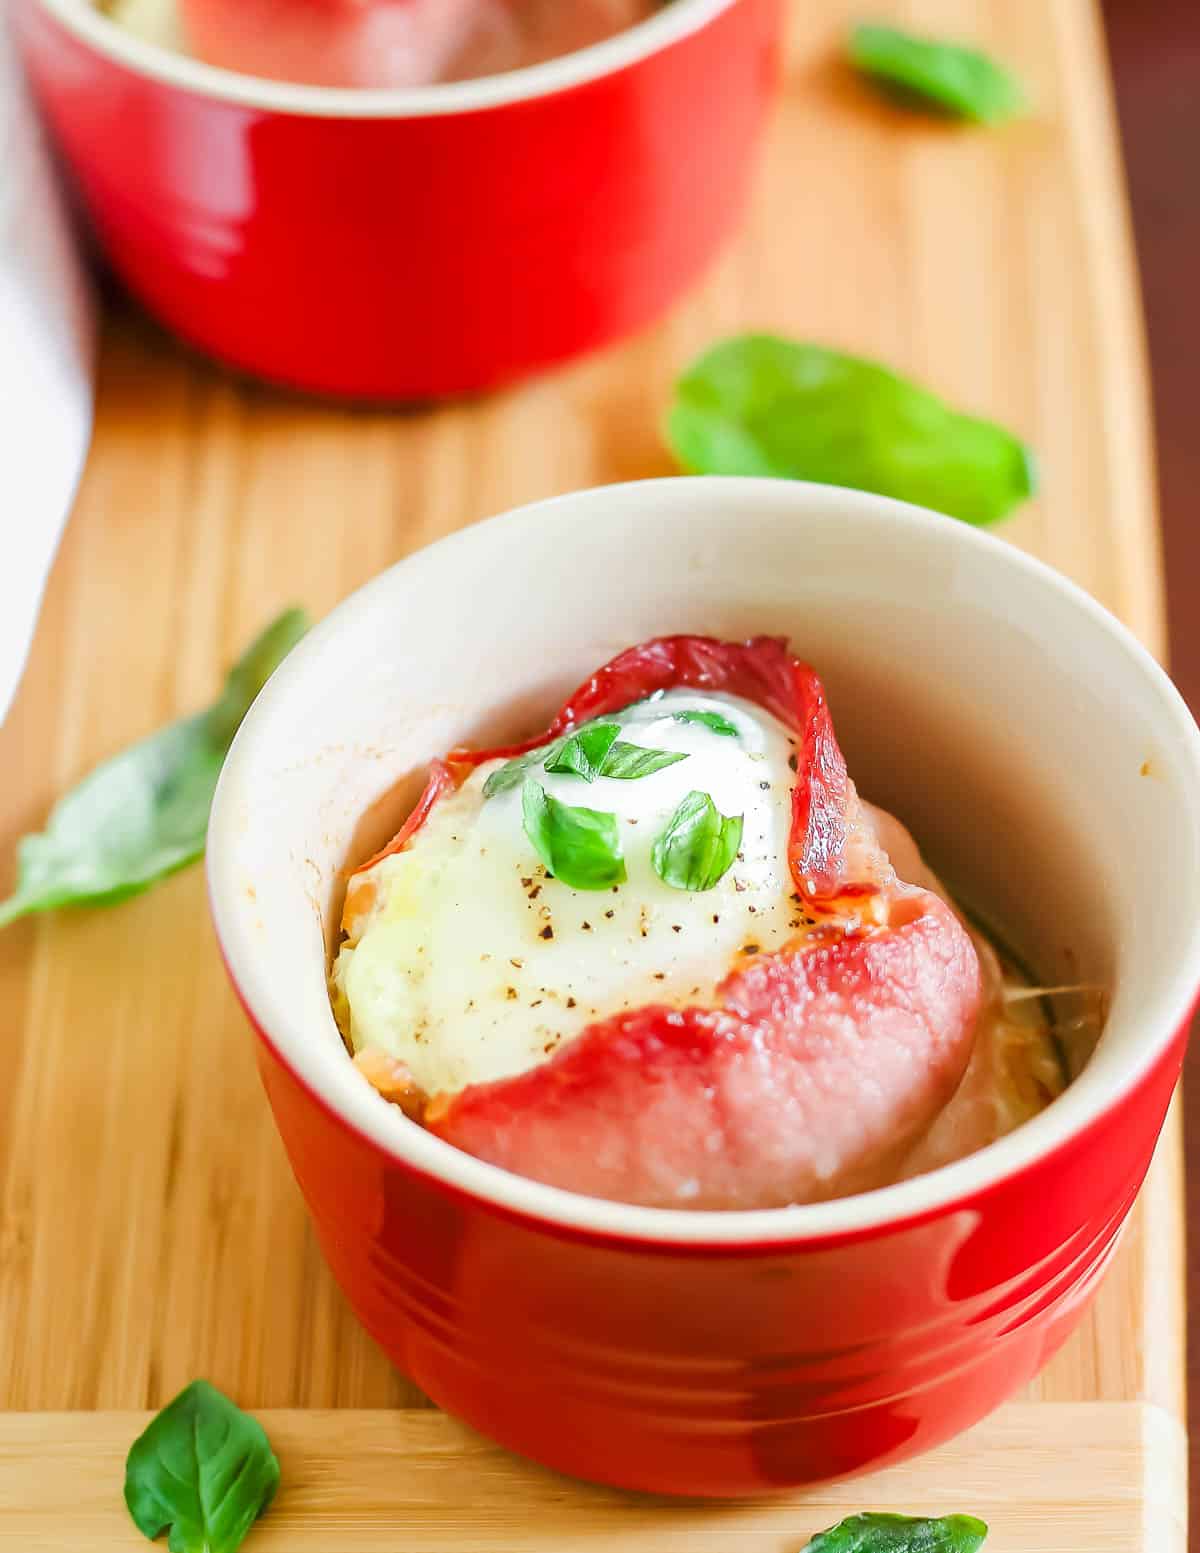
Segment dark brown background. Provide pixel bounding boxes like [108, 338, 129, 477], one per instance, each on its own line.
[1101, 0, 1199, 1541]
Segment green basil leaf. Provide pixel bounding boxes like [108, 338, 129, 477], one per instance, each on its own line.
[849, 23, 1025, 124]
[668, 335, 1035, 527]
[651, 790, 743, 892]
[803, 1512, 989, 1552]
[522, 779, 626, 891]
[599, 742, 689, 780]
[544, 723, 621, 781]
[0, 608, 309, 927]
[124, 1379, 280, 1553]
[486, 719, 686, 794]
[673, 709, 739, 738]
[483, 742, 561, 799]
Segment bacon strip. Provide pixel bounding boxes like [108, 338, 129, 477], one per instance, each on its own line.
[179, 0, 660, 90]
[427, 893, 980, 1208]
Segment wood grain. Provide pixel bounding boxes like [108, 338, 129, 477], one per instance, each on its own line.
[0, 0, 1175, 1514]
[0, 1403, 1187, 1552]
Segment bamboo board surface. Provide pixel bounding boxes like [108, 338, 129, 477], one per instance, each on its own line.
[0, 1405, 1187, 1551]
[0, 0, 1180, 1545]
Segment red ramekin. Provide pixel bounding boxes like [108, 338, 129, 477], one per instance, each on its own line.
[206, 479, 1200, 1494]
[13, 0, 782, 399]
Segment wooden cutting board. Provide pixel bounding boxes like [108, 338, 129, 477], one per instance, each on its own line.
[0, 0, 1182, 1546]
[0, 1404, 1187, 1551]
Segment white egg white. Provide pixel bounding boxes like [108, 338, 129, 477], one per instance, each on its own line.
[333, 691, 809, 1095]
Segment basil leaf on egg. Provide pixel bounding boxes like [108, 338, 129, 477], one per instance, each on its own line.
[673, 709, 739, 738]
[124, 1380, 280, 1553]
[495, 723, 688, 793]
[544, 723, 621, 781]
[522, 780, 626, 891]
[599, 742, 689, 780]
[801, 1512, 989, 1551]
[483, 741, 563, 799]
[849, 23, 1025, 125]
[651, 790, 743, 892]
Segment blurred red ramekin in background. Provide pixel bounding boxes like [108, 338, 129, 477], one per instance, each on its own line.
[14, 0, 782, 399]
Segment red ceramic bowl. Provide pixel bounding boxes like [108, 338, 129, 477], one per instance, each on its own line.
[207, 479, 1200, 1495]
[14, 0, 781, 400]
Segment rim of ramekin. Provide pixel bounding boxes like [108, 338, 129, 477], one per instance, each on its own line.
[208, 478, 1200, 1248]
[33, 0, 735, 117]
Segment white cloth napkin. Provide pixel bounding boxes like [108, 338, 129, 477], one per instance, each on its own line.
[0, 20, 95, 723]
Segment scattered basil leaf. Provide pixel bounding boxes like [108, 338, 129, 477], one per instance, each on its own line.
[803, 1512, 989, 1552]
[124, 1379, 280, 1553]
[668, 335, 1035, 527]
[673, 709, 739, 738]
[522, 779, 626, 891]
[849, 23, 1025, 125]
[545, 723, 621, 781]
[651, 790, 743, 892]
[599, 742, 689, 780]
[0, 608, 309, 927]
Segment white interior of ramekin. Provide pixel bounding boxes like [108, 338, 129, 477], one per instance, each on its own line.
[36, 0, 733, 115]
[207, 478, 1200, 1246]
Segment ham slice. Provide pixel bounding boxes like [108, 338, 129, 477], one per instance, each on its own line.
[373, 637, 983, 1208]
[178, 0, 661, 89]
[428, 889, 980, 1208]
